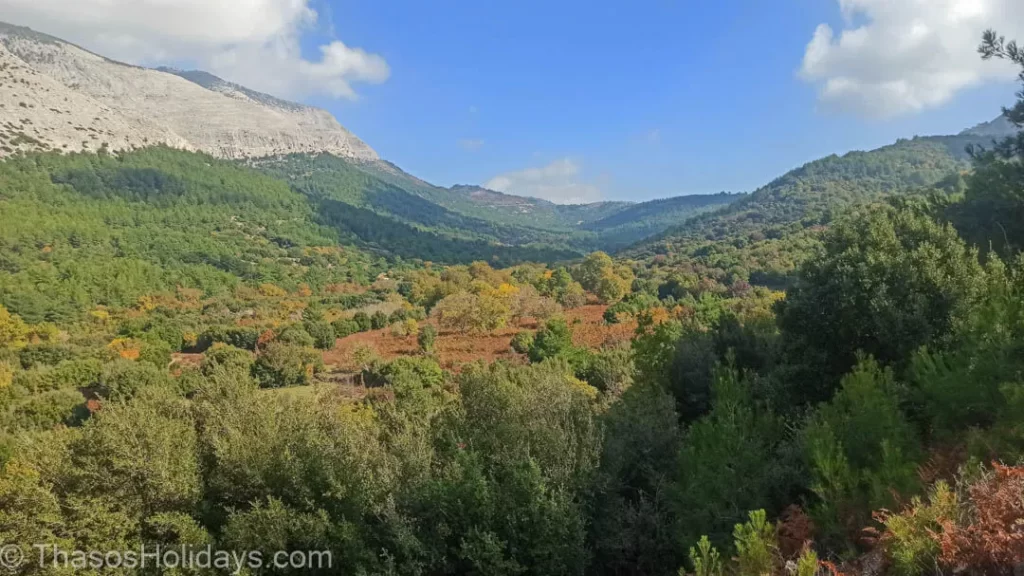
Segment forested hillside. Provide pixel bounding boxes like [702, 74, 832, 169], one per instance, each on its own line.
[3, 27, 1024, 576]
[259, 154, 743, 253]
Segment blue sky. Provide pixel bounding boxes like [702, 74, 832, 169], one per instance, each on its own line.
[306, 0, 1018, 202]
[7, 0, 1021, 203]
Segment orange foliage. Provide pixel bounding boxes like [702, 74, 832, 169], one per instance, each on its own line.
[257, 329, 276, 350]
[937, 463, 1024, 572]
[107, 337, 141, 360]
[776, 505, 816, 560]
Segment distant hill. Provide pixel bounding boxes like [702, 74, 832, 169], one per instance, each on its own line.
[629, 131, 996, 257]
[582, 192, 744, 251]
[960, 114, 1019, 138]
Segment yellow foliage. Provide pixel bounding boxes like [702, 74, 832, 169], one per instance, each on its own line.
[137, 294, 158, 312]
[0, 362, 13, 389]
[296, 283, 313, 297]
[89, 307, 110, 323]
[496, 283, 520, 299]
[26, 323, 60, 344]
[0, 305, 29, 350]
[258, 283, 288, 298]
[107, 337, 141, 361]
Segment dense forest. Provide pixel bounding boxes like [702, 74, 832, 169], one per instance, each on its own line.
[1, 31, 1024, 576]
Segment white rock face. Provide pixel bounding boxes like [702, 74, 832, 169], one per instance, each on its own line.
[0, 22, 378, 160]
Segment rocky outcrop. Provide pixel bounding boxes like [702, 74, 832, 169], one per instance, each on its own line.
[0, 21, 378, 160]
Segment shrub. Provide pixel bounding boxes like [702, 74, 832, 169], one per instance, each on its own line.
[10, 389, 87, 430]
[388, 308, 407, 324]
[139, 337, 173, 368]
[879, 481, 957, 576]
[576, 345, 633, 395]
[936, 464, 1024, 571]
[733, 510, 778, 576]
[688, 536, 723, 576]
[50, 359, 103, 390]
[417, 324, 437, 354]
[391, 318, 419, 338]
[19, 344, 74, 370]
[510, 331, 534, 355]
[352, 312, 372, 332]
[303, 320, 336, 350]
[0, 362, 13, 390]
[98, 359, 171, 402]
[276, 325, 315, 348]
[198, 326, 260, 351]
[558, 282, 587, 309]
[252, 343, 322, 388]
[201, 344, 254, 377]
[529, 318, 573, 363]
[370, 311, 389, 330]
[331, 318, 361, 338]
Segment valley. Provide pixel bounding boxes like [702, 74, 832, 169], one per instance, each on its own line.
[2, 17, 1024, 576]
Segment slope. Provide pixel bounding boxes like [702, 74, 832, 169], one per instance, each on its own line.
[0, 21, 378, 160]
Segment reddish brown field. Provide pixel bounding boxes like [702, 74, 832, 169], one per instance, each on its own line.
[323, 305, 636, 372]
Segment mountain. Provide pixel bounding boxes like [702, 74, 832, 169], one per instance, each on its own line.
[623, 127, 1011, 290]
[960, 114, 1019, 138]
[0, 21, 377, 160]
[581, 192, 743, 251]
[0, 19, 748, 258]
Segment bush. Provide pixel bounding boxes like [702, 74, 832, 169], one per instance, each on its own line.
[688, 536, 723, 576]
[391, 318, 419, 337]
[880, 481, 956, 576]
[252, 343, 322, 388]
[510, 331, 534, 355]
[558, 283, 587, 309]
[331, 318, 361, 338]
[139, 337, 173, 368]
[303, 320, 336, 350]
[276, 325, 315, 348]
[201, 344, 254, 377]
[528, 318, 573, 363]
[576, 345, 633, 395]
[10, 389, 87, 430]
[198, 326, 260, 351]
[97, 359, 171, 402]
[19, 344, 74, 370]
[352, 312, 372, 332]
[50, 359, 103, 390]
[733, 510, 778, 576]
[804, 357, 921, 546]
[417, 324, 437, 354]
[370, 311, 389, 330]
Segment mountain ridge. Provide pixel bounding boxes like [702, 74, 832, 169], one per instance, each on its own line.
[0, 21, 378, 161]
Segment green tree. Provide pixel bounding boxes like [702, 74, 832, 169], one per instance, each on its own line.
[777, 205, 988, 404]
[417, 324, 437, 354]
[529, 318, 573, 362]
[950, 31, 1024, 254]
[352, 312, 372, 332]
[304, 320, 336, 350]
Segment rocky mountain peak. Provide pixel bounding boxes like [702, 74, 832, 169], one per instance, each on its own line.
[0, 21, 378, 161]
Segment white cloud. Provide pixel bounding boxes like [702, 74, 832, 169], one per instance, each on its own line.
[458, 138, 485, 151]
[800, 0, 1024, 117]
[0, 0, 390, 100]
[484, 158, 603, 204]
